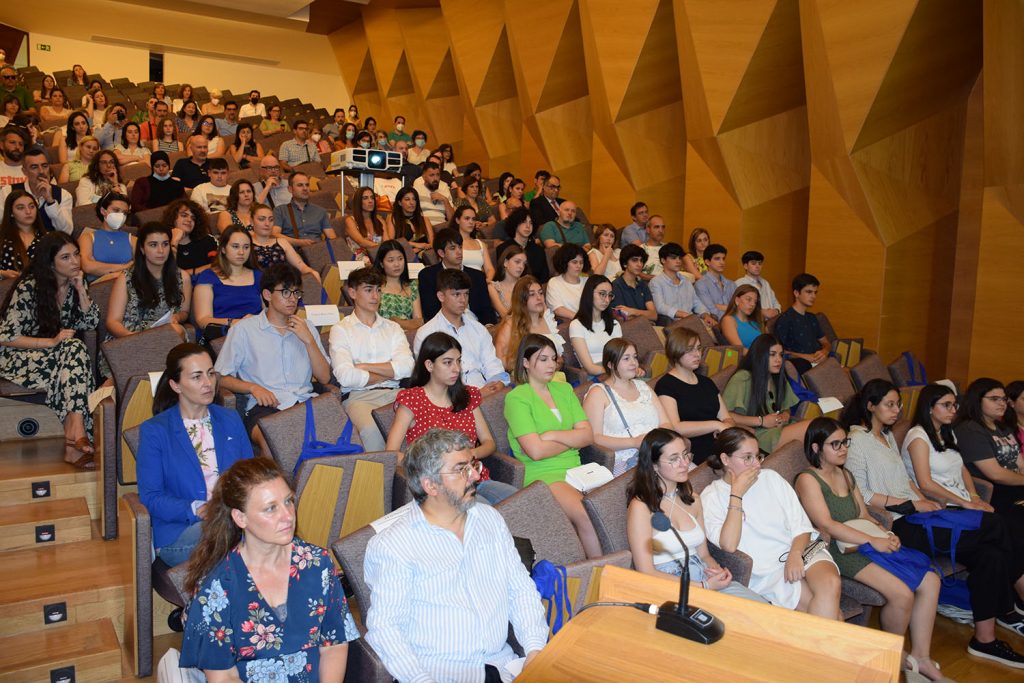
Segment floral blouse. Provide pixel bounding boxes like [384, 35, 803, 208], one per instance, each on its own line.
[379, 280, 418, 320]
[181, 537, 359, 682]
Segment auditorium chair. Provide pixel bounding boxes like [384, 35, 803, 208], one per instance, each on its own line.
[849, 353, 891, 390]
[668, 316, 744, 376]
[301, 236, 354, 279]
[802, 357, 857, 404]
[257, 391, 353, 479]
[709, 364, 739, 393]
[620, 316, 665, 372]
[554, 319, 599, 386]
[80, 276, 117, 381]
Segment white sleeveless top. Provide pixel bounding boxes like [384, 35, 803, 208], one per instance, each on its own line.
[461, 237, 486, 272]
[652, 503, 705, 566]
[585, 380, 661, 474]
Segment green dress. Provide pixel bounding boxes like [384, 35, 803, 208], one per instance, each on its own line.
[722, 369, 800, 452]
[800, 469, 872, 578]
[505, 380, 587, 485]
[379, 280, 418, 321]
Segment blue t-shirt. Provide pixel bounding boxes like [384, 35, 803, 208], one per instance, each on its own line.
[774, 307, 824, 354]
[194, 268, 263, 320]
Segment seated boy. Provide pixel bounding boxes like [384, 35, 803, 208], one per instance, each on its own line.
[418, 228, 497, 325]
[189, 158, 231, 213]
[734, 250, 781, 319]
[611, 244, 657, 322]
[693, 243, 735, 320]
[650, 243, 716, 328]
[774, 273, 830, 373]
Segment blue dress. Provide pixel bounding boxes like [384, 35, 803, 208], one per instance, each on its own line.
[194, 268, 264, 320]
[732, 314, 762, 348]
[180, 537, 359, 681]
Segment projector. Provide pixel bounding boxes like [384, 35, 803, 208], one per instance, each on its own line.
[327, 148, 402, 174]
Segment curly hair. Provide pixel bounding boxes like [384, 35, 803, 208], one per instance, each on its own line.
[0, 232, 80, 338]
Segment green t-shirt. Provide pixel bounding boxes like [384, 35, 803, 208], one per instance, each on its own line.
[722, 369, 799, 452]
[387, 130, 412, 143]
[505, 380, 587, 485]
[539, 220, 589, 247]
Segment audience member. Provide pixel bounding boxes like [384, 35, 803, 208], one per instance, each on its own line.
[497, 207, 549, 283]
[589, 224, 622, 279]
[199, 89, 223, 117]
[165, 199, 216, 277]
[650, 242, 711, 326]
[172, 135, 211, 191]
[38, 89, 70, 127]
[720, 284, 764, 348]
[249, 204, 319, 281]
[138, 99, 169, 142]
[774, 273, 830, 373]
[238, 90, 267, 119]
[414, 161, 454, 228]
[0, 66, 33, 113]
[272, 171, 335, 246]
[66, 65, 87, 88]
[735, 250, 781, 318]
[58, 133, 97, 184]
[364, 428, 547, 681]
[455, 176, 496, 233]
[226, 122, 263, 170]
[418, 228, 496, 325]
[192, 225, 263, 341]
[0, 94, 21, 128]
[128, 151, 183, 212]
[387, 114, 410, 144]
[0, 126, 27, 186]
[176, 100, 199, 136]
[323, 108, 345, 141]
[32, 75, 57, 107]
[0, 232, 98, 467]
[0, 190, 45, 279]
[335, 122, 357, 149]
[278, 119, 319, 172]
[627, 428, 768, 602]
[75, 149, 126, 205]
[493, 275, 563, 371]
[406, 129, 431, 164]
[189, 157, 231, 213]
[489, 244, 526, 318]
[151, 117, 182, 153]
[78, 192, 134, 279]
[570, 275, 622, 379]
[621, 201, 649, 247]
[386, 186, 432, 256]
[498, 176, 526, 221]
[611, 244, 657, 322]
[393, 139, 422, 186]
[259, 104, 289, 135]
[450, 205, 494, 279]
[169, 84, 192, 115]
[55, 111, 91, 163]
[214, 100, 239, 137]
[640, 215, 667, 280]
[328, 266, 414, 450]
[693, 243, 735, 320]
[374, 239, 422, 331]
[193, 115, 225, 159]
[344, 186, 387, 260]
[216, 179, 256, 232]
[414, 269, 509, 396]
[311, 125, 332, 156]
[539, 200, 588, 248]
[1003, 381, 1024, 448]
[954, 378, 1024, 515]
[689, 227, 710, 275]
[253, 154, 291, 208]
[0, 148, 73, 233]
[346, 104, 361, 127]
[529, 174, 563, 229]
[85, 89, 109, 132]
[96, 103, 128, 150]
[151, 83, 172, 109]
[546, 242, 589, 320]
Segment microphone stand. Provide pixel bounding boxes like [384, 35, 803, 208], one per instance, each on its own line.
[651, 511, 725, 644]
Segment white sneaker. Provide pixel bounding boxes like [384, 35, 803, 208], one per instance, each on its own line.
[937, 603, 973, 625]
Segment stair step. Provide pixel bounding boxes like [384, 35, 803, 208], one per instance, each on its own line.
[0, 618, 122, 682]
[0, 438, 97, 518]
[0, 537, 129, 639]
[0, 498, 93, 550]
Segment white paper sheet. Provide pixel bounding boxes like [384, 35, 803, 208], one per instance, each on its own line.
[149, 371, 164, 397]
[304, 304, 341, 327]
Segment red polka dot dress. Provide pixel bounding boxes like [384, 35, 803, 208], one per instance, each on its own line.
[394, 385, 490, 480]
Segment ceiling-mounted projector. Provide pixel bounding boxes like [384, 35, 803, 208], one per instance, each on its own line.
[327, 148, 402, 174]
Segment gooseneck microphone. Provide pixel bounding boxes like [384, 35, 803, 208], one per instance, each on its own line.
[651, 511, 725, 644]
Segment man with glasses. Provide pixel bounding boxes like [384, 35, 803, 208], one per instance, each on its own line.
[214, 263, 331, 458]
[364, 427, 548, 683]
[253, 154, 291, 208]
[0, 67, 33, 113]
[328, 266, 414, 450]
[529, 174, 564, 231]
[0, 147, 72, 233]
[277, 118, 319, 173]
[611, 244, 658, 322]
[651, 242, 714, 327]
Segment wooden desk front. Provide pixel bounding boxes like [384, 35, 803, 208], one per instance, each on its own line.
[519, 565, 902, 682]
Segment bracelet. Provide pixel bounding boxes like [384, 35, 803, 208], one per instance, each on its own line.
[884, 495, 889, 506]
[730, 494, 743, 501]
[969, 494, 980, 500]
[727, 505, 742, 512]
[758, 415, 763, 427]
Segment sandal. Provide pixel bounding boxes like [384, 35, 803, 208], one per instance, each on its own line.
[65, 438, 97, 470]
[905, 655, 957, 683]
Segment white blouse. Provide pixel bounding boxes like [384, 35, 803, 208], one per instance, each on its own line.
[461, 238, 486, 272]
[568, 318, 622, 368]
[585, 379, 661, 474]
[900, 425, 971, 501]
[545, 275, 587, 316]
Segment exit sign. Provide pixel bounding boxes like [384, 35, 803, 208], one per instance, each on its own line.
[37, 44, 51, 52]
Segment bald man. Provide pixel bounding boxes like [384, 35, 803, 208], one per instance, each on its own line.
[172, 135, 211, 190]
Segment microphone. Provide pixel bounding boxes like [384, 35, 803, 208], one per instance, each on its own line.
[651, 511, 725, 644]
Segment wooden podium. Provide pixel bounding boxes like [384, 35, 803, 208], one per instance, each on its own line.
[519, 565, 902, 682]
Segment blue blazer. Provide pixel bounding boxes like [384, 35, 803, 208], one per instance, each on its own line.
[137, 403, 254, 549]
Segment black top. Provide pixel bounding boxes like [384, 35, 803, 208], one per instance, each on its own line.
[172, 157, 210, 190]
[176, 235, 218, 273]
[654, 373, 722, 464]
[529, 195, 562, 233]
[130, 175, 185, 212]
[496, 238, 550, 284]
[954, 420, 1021, 477]
[418, 263, 497, 325]
[774, 307, 824, 355]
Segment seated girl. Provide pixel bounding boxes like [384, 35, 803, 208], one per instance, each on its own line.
[588, 224, 622, 280]
[385, 331, 517, 505]
[0, 232, 99, 469]
[344, 187, 388, 261]
[0, 190, 45, 280]
[627, 428, 767, 603]
[137, 343, 254, 566]
[386, 187, 433, 257]
[164, 199, 216, 277]
[192, 225, 263, 341]
[225, 122, 264, 170]
[569, 274, 622, 379]
[78, 192, 135, 281]
[796, 417, 945, 681]
[216, 179, 256, 232]
[55, 111, 91, 163]
[113, 122, 151, 167]
[75, 150, 127, 205]
[722, 333, 808, 453]
[504, 333, 601, 557]
[493, 275, 563, 372]
[373, 240, 422, 331]
[545, 243, 589, 321]
[488, 244, 526, 319]
[249, 204, 320, 281]
[451, 205, 494, 280]
[954, 378, 1024, 515]
[701, 427, 842, 619]
[583, 338, 671, 475]
[719, 284, 763, 348]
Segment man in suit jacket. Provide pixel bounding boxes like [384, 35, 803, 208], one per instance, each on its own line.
[418, 228, 497, 325]
[528, 174, 563, 231]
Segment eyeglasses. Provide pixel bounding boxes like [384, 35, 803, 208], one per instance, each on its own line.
[826, 438, 852, 451]
[547, 185, 561, 191]
[733, 453, 765, 465]
[595, 290, 614, 300]
[880, 400, 903, 410]
[662, 452, 693, 468]
[273, 288, 302, 300]
[984, 395, 1010, 404]
[1, 75, 16, 80]
[440, 460, 483, 479]
[936, 400, 959, 410]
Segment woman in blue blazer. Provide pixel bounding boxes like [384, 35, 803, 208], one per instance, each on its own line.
[137, 342, 254, 566]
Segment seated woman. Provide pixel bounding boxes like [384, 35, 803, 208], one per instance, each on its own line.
[655, 327, 734, 466]
[796, 417, 945, 681]
[688, 227, 710, 277]
[0, 232, 98, 468]
[845, 379, 1024, 665]
[588, 224, 622, 280]
[1003, 381, 1024, 448]
[334, 122, 357, 150]
[75, 150, 127, 206]
[137, 343, 254, 567]
[385, 331, 516, 505]
[311, 125, 333, 156]
[497, 208, 549, 284]
[39, 88, 70, 127]
[407, 129, 431, 164]
[569, 274, 622, 379]
[954, 378, 1024, 515]
[493, 276, 563, 372]
[193, 116, 225, 158]
[200, 90, 223, 117]
[386, 187, 433, 257]
[151, 117, 182, 154]
[192, 225, 263, 341]
[0, 94, 20, 129]
[259, 104, 290, 135]
[179, 458, 357, 679]
[584, 338, 671, 474]
[85, 89, 108, 133]
[170, 84, 192, 115]
[701, 427, 842, 619]
[489, 244, 526, 318]
[226, 122, 264, 170]
[113, 122, 151, 167]
[66, 65, 87, 88]
[627, 428, 767, 602]
[720, 284, 763, 348]
[58, 134, 99, 184]
[249, 204, 319, 282]
[451, 205, 494, 280]
[546, 243, 589, 320]
[129, 151, 183, 212]
[505, 333, 601, 557]
[0, 190, 45, 280]
[106, 222, 190, 341]
[176, 100, 199, 137]
[165, 199, 217, 277]
[344, 186, 388, 261]
[216, 179, 257, 232]
[903, 383, 994, 512]
[55, 111, 91, 164]
[498, 177, 526, 221]
[722, 333, 808, 453]
[455, 177, 496, 235]
[78, 192, 135, 281]
[33, 74, 56, 107]
[374, 239, 421, 331]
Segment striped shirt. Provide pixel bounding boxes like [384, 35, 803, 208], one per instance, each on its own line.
[364, 502, 548, 683]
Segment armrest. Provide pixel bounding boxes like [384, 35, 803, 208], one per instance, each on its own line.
[707, 542, 753, 587]
[971, 477, 993, 503]
[580, 445, 616, 471]
[345, 638, 394, 683]
[564, 549, 633, 612]
[392, 467, 411, 509]
[482, 452, 525, 489]
[94, 395, 119, 540]
[218, 387, 237, 411]
[867, 505, 893, 529]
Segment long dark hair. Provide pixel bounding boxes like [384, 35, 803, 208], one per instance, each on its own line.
[955, 377, 1005, 429]
[1, 232, 82, 338]
[63, 111, 90, 151]
[573, 274, 614, 334]
[410, 332, 470, 413]
[841, 378, 897, 433]
[131, 222, 182, 311]
[226, 179, 254, 212]
[448, 204, 480, 239]
[186, 458, 287, 593]
[803, 417, 845, 468]
[495, 244, 525, 282]
[513, 333, 558, 385]
[0, 190, 45, 271]
[627, 428, 695, 511]
[372, 239, 410, 286]
[152, 343, 213, 414]
[193, 115, 217, 140]
[231, 123, 255, 150]
[506, 207, 533, 239]
[86, 150, 122, 186]
[912, 383, 958, 452]
[391, 187, 427, 240]
[1002, 381, 1024, 447]
[738, 334, 787, 417]
[348, 186, 383, 239]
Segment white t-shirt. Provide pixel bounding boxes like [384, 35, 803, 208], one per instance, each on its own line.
[413, 175, 453, 226]
[900, 425, 971, 501]
[545, 275, 587, 316]
[569, 318, 622, 368]
[190, 182, 231, 213]
[239, 102, 268, 119]
[0, 161, 26, 188]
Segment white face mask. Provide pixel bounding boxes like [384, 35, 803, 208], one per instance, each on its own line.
[395, 123, 404, 132]
[311, 133, 322, 142]
[105, 211, 126, 230]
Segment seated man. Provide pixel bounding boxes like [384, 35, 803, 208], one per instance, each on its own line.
[523, 169, 549, 204]
[214, 263, 331, 457]
[650, 242, 715, 327]
[139, 100, 170, 142]
[323, 108, 345, 141]
[329, 266, 414, 450]
[620, 201, 649, 247]
[611, 244, 657, 322]
[528, 174, 563, 231]
[387, 114, 411, 144]
[735, 250, 781, 319]
[413, 161, 454, 228]
[539, 200, 589, 248]
[277, 119, 320, 173]
[774, 273, 830, 373]
[253, 154, 292, 208]
[0, 126, 27, 187]
[414, 269, 510, 397]
[364, 428, 548, 683]
[639, 214, 666, 280]
[215, 100, 239, 137]
[189, 158, 231, 213]
[418, 228, 497, 325]
[171, 135, 210, 191]
[392, 139, 422, 187]
[0, 147, 73, 233]
[238, 90, 266, 119]
[272, 171, 336, 247]
[693, 243, 735, 321]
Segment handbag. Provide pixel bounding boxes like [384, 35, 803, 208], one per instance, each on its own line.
[836, 518, 890, 553]
[858, 543, 934, 591]
[532, 559, 571, 636]
[903, 508, 982, 610]
[292, 399, 363, 475]
[565, 462, 614, 493]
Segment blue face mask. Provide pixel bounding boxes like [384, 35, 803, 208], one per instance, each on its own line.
[359, 141, 371, 149]
[153, 172, 171, 181]
[345, 130, 355, 141]
[414, 138, 426, 148]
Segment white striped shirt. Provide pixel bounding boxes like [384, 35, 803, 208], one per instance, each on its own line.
[364, 502, 548, 683]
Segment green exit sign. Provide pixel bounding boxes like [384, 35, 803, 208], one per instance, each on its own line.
[37, 44, 51, 52]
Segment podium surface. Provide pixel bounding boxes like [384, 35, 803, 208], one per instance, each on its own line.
[519, 565, 902, 682]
